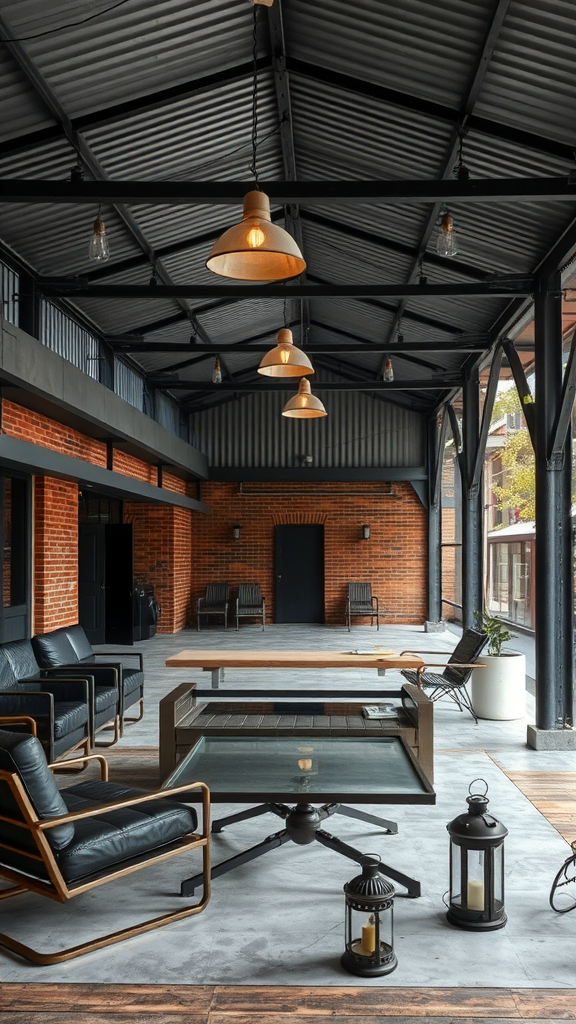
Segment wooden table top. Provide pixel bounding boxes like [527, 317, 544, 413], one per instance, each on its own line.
[165, 649, 423, 670]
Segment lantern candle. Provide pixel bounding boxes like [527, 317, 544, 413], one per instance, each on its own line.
[361, 916, 376, 955]
[467, 880, 484, 911]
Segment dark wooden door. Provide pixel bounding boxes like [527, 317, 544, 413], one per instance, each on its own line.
[78, 524, 106, 644]
[104, 523, 134, 645]
[275, 524, 324, 623]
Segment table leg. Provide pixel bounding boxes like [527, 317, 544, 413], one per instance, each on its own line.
[212, 802, 289, 833]
[180, 828, 291, 896]
[333, 804, 398, 834]
[314, 827, 421, 898]
[202, 667, 224, 689]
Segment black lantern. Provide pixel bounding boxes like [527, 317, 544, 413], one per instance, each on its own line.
[446, 778, 508, 931]
[341, 855, 397, 977]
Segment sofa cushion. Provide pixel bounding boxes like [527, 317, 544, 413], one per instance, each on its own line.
[58, 780, 198, 882]
[123, 669, 144, 696]
[0, 649, 16, 691]
[53, 702, 89, 740]
[2, 639, 41, 682]
[0, 730, 75, 850]
[95, 687, 118, 714]
[64, 625, 94, 662]
[32, 629, 79, 669]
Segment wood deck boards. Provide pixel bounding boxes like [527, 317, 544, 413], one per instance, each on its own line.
[500, 770, 576, 844]
[1, 985, 575, 1020]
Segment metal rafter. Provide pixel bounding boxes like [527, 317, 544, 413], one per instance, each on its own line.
[376, 0, 513, 378]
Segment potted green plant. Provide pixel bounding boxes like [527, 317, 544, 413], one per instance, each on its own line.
[471, 611, 526, 720]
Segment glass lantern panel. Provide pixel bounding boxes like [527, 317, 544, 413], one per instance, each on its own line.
[493, 844, 504, 905]
[466, 848, 486, 911]
[349, 907, 392, 959]
[450, 841, 462, 906]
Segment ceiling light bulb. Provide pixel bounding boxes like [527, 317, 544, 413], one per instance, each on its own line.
[246, 225, 266, 248]
[436, 213, 459, 257]
[212, 356, 222, 384]
[88, 213, 110, 262]
[383, 359, 394, 382]
[207, 191, 306, 281]
[258, 328, 314, 377]
[282, 377, 327, 418]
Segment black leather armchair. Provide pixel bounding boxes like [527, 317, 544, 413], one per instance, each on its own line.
[0, 641, 91, 763]
[197, 583, 230, 631]
[0, 728, 210, 964]
[32, 629, 121, 745]
[33, 625, 143, 737]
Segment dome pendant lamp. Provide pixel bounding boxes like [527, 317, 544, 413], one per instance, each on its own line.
[206, 190, 306, 282]
[206, 4, 305, 282]
[258, 327, 314, 378]
[282, 378, 327, 419]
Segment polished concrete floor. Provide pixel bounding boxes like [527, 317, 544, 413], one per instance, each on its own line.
[1, 623, 574, 986]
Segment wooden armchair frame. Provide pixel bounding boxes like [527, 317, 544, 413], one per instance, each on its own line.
[0, 756, 211, 964]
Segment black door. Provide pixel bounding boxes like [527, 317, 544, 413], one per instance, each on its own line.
[0, 475, 30, 642]
[79, 524, 106, 644]
[275, 524, 324, 623]
[104, 524, 134, 645]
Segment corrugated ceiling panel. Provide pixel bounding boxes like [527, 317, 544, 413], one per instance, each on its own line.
[475, 0, 576, 145]
[0, 49, 57, 139]
[0, 0, 253, 117]
[284, 0, 493, 107]
[301, 219, 414, 284]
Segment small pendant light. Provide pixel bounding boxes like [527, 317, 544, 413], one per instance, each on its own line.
[282, 378, 327, 419]
[258, 328, 314, 377]
[212, 356, 222, 384]
[88, 207, 110, 262]
[436, 211, 459, 257]
[206, 191, 306, 282]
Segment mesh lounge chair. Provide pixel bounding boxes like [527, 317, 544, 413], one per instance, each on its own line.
[235, 583, 265, 631]
[346, 582, 380, 631]
[0, 728, 210, 964]
[197, 583, 230, 631]
[400, 628, 489, 723]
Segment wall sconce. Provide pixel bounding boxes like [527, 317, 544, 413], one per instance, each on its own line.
[362, 525, 371, 541]
[232, 525, 241, 541]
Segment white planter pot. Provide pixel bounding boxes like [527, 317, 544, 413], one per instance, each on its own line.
[471, 652, 526, 721]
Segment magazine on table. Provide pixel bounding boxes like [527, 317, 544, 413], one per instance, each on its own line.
[362, 703, 399, 720]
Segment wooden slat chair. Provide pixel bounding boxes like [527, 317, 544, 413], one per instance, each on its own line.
[197, 583, 230, 631]
[0, 728, 210, 964]
[235, 583, 266, 631]
[346, 582, 380, 631]
[399, 628, 489, 723]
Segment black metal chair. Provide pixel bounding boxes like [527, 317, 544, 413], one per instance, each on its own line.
[400, 628, 489, 723]
[197, 583, 230, 631]
[0, 728, 210, 964]
[346, 582, 380, 631]
[235, 583, 266, 631]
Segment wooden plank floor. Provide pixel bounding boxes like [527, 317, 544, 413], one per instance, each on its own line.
[500, 770, 576, 844]
[1, 985, 576, 1021]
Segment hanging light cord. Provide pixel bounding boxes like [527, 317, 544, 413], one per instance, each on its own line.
[249, 4, 261, 188]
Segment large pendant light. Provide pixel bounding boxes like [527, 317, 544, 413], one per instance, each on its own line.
[258, 327, 314, 377]
[206, 191, 305, 281]
[206, 5, 305, 282]
[282, 378, 327, 419]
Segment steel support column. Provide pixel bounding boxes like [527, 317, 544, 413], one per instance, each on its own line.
[461, 370, 483, 629]
[427, 412, 446, 625]
[534, 274, 574, 731]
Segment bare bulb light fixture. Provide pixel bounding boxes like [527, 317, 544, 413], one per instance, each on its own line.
[436, 211, 459, 258]
[383, 359, 394, 382]
[282, 378, 327, 419]
[258, 328, 314, 377]
[88, 207, 110, 262]
[206, 5, 305, 281]
[212, 356, 222, 384]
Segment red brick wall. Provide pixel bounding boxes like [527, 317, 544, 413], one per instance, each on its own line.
[3, 400, 107, 466]
[33, 476, 79, 633]
[124, 502, 192, 632]
[192, 481, 428, 624]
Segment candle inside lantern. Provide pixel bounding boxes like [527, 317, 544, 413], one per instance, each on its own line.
[360, 915, 376, 955]
[467, 880, 485, 911]
[297, 758, 313, 771]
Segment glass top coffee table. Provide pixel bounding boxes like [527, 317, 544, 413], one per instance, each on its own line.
[165, 733, 435, 899]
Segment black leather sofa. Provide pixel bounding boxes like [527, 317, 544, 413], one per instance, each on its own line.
[32, 625, 144, 736]
[0, 640, 91, 762]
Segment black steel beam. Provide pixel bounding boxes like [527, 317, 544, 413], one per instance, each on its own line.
[1, 178, 576, 206]
[461, 365, 483, 629]
[149, 378, 460, 392]
[533, 273, 574, 731]
[38, 278, 533, 300]
[550, 327, 576, 461]
[501, 338, 536, 448]
[471, 343, 503, 492]
[210, 467, 427, 482]
[427, 409, 448, 624]
[114, 340, 490, 354]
